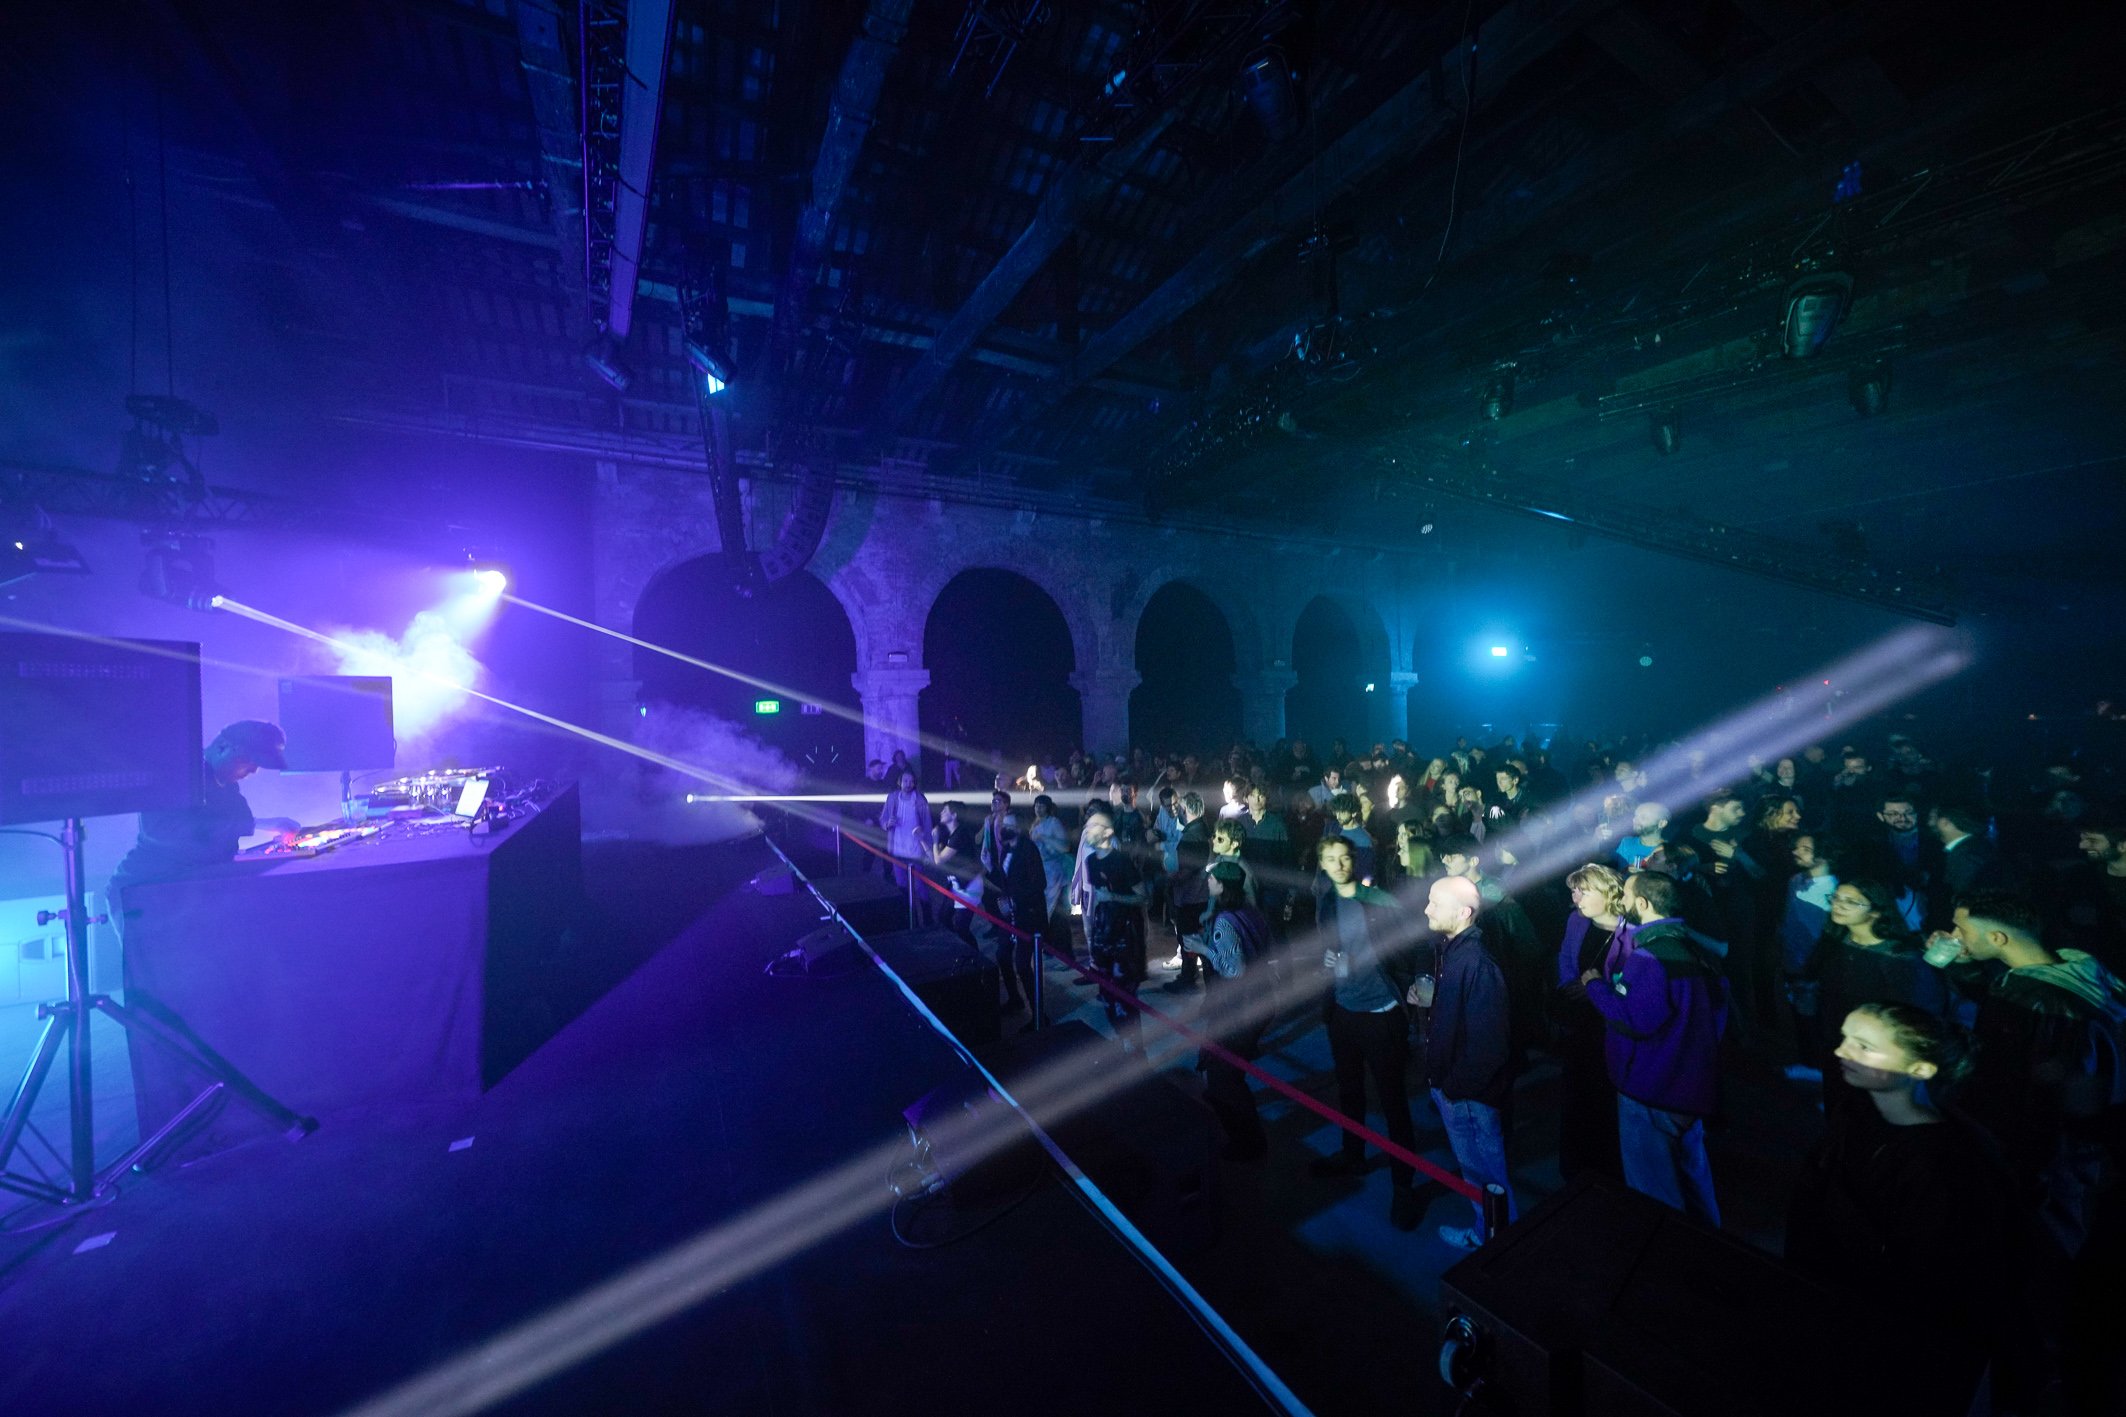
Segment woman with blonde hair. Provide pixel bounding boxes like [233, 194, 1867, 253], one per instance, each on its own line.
[1554, 862, 1630, 1180]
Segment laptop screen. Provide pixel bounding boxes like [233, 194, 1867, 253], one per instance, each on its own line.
[454, 777, 490, 818]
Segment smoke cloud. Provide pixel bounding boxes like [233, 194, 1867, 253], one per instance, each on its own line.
[325, 607, 485, 744]
[585, 703, 799, 844]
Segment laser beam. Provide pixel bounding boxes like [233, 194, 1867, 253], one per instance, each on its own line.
[501, 593, 1010, 777]
[327, 623, 1966, 1417]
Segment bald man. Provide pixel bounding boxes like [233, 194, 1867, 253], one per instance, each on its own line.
[1420, 876, 1519, 1248]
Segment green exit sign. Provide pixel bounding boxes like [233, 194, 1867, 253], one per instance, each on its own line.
[753, 699, 781, 715]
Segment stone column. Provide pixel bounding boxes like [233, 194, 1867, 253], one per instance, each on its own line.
[1381, 670, 1422, 747]
[1069, 668, 1141, 756]
[851, 667, 931, 773]
[1235, 668, 1298, 746]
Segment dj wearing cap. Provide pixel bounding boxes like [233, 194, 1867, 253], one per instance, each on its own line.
[108, 720, 302, 933]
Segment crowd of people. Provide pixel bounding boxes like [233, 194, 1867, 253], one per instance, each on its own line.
[862, 726, 2125, 1414]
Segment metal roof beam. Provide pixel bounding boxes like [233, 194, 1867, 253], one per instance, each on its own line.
[1010, 0, 1603, 428]
[771, 0, 914, 379]
[604, 0, 677, 340]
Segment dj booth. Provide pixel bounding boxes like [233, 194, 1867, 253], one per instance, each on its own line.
[120, 786, 583, 1143]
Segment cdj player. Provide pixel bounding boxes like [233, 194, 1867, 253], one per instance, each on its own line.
[368, 768, 502, 816]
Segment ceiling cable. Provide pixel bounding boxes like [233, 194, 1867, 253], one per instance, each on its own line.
[156, 74, 176, 398]
[1419, 0, 1477, 297]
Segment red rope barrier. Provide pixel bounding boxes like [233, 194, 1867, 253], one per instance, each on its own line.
[832, 827, 1482, 1202]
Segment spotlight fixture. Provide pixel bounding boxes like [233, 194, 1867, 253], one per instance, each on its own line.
[116, 393, 218, 486]
[583, 331, 632, 392]
[1780, 272, 1853, 358]
[1849, 362, 1891, 417]
[1480, 368, 1515, 421]
[138, 530, 220, 611]
[684, 333, 734, 396]
[0, 532, 91, 587]
[1650, 410, 1681, 456]
[1490, 645, 1510, 657]
[1479, 371, 1513, 420]
[1237, 51, 1300, 142]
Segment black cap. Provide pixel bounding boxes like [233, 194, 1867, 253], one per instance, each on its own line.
[212, 719, 288, 770]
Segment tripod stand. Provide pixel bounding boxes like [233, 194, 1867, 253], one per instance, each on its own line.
[0, 818, 315, 1206]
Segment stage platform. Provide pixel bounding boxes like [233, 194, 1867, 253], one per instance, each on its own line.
[0, 835, 1281, 1416]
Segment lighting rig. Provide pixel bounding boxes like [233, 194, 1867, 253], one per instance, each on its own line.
[1147, 103, 2126, 492]
[1373, 445, 1959, 626]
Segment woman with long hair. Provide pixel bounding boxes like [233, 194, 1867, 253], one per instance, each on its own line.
[1803, 878, 1947, 1101]
[1395, 816, 1439, 887]
[1785, 1003, 2011, 1375]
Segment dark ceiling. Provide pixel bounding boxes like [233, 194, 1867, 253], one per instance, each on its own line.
[6, 0, 2123, 623]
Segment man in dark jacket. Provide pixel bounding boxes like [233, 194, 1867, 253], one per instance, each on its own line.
[1934, 890, 2121, 1234]
[1308, 834, 1426, 1229]
[1932, 889, 2126, 1412]
[996, 818, 1050, 1025]
[1929, 803, 2000, 924]
[1439, 834, 1545, 1061]
[1583, 871, 1726, 1225]
[1421, 875, 1518, 1248]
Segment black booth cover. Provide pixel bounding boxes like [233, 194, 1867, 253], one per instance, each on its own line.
[120, 787, 583, 1141]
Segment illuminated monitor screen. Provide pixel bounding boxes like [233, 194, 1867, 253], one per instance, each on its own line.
[454, 777, 490, 818]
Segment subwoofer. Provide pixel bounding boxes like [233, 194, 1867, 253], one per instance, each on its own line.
[1436, 1176, 1978, 1417]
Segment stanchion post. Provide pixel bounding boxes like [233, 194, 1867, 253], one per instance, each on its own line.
[1032, 932, 1045, 1031]
[1480, 1183, 1508, 1244]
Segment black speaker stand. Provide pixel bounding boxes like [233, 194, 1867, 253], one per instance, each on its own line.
[0, 818, 316, 1207]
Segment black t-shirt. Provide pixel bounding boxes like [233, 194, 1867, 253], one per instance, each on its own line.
[935, 820, 980, 857]
[1085, 848, 1142, 901]
[113, 761, 252, 885]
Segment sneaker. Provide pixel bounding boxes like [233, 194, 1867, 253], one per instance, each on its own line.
[1437, 1224, 1484, 1250]
[1309, 1152, 1368, 1179]
[1163, 952, 1185, 970]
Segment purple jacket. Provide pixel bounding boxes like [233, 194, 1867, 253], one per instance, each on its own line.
[1584, 917, 1727, 1117]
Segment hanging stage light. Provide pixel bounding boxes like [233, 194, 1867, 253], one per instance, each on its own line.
[0, 533, 90, 587]
[1650, 410, 1681, 456]
[1849, 361, 1891, 417]
[1480, 368, 1515, 421]
[582, 330, 632, 392]
[684, 334, 733, 396]
[138, 530, 220, 611]
[1237, 50, 1301, 142]
[1780, 272, 1853, 358]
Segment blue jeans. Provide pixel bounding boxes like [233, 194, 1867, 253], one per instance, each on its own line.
[1430, 1089, 1517, 1221]
[1617, 1094, 1720, 1227]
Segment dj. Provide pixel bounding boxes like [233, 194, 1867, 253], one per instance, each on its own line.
[108, 720, 302, 931]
